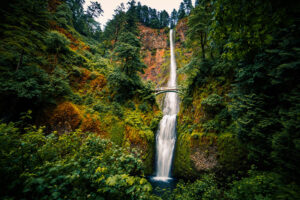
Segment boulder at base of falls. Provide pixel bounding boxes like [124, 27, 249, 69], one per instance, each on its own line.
[173, 132, 248, 179]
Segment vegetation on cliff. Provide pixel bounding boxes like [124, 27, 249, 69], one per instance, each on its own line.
[174, 0, 300, 198]
[0, 0, 161, 198]
[0, 0, 299, 199]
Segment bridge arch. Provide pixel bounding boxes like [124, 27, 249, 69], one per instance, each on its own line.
[154, 87, 180, 95]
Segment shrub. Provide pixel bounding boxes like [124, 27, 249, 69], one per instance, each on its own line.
[0, 65, 71, 104]
[93, 101, 109, 113]
[112, 102, 124, 118]
[201, 94, 223, 114]
[0, 122, 156, 200]
[138, 102, 149, 113]
[68, 92, 83, 104]
[226, 171, 300, 200]
[90, 74, 107, 92]
[168, 174, 222, 200]
[80, 114, 102, 135]
[49, 101, 82, 131]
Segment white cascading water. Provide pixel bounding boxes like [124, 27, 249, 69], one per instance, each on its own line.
[153, 29, 179, 181]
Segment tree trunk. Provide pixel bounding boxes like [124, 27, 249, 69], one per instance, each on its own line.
[210, 48, 214, 59]
[16, 49, 24, 71]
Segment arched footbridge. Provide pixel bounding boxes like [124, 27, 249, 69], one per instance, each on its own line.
[154, 87, 181, 95]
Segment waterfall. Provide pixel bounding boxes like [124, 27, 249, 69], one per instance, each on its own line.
[153, 29, 179, 181]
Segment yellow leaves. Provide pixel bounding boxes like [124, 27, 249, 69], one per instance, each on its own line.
[124, 109, 154, 144]
[143, 183, 152, 192]
[125, 176, 135, 186]
[96, 175, 105, 183]
[106, 176, 118, 186]
[139, 178, 147, 185]
[95, 167, 107, 173]
[105, 174, 140, 187]
[225, 42, 234, 49]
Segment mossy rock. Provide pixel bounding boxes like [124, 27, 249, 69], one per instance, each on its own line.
[173, 132, 198, 178]
[216, 133, 248, 172]
[109, 121, 125, 146]
[143, 139, 155, 175]
[173, 132, 247, 179]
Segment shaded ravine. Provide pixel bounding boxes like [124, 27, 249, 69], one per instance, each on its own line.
[153, 29, 179, 182]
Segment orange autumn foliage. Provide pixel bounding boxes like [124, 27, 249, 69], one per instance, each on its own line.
[49, 21, 89, 51]
[125, 125, 144, 145]
[80, 114, 103, 135]
[90, 74, 107, 92]
[50, 102, 82, 131]
[71, 68, 91, 90]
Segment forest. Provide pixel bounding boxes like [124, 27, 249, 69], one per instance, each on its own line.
[0, 0, 299, 199]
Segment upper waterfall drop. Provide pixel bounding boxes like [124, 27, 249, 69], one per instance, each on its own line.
[153, 29, 179, 182]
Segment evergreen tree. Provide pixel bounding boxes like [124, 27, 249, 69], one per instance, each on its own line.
[65, 0, 102, 38]
[178, 2, 186, 19]
[149, 8, 159, 29]
[159, 10, 170, 28]
[187, 1, 211, 60]
[141, 5, 150, 25]
[103, 3, 126, 46]
[113, 32, 145, 76]
[170, 9, 178, 28]
[87, 1, 103, 18]
[109, 31, 146, 101]
[184, 0, 193, 15]
[125, 0, 138, 34]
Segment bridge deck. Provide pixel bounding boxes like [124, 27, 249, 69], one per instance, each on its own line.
[154, 87, 179, 92]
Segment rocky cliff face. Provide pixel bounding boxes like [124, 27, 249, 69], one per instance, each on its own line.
[138, 20, 189, 86]
[138, 25, 169, 86]
[175, 18, 188, 47]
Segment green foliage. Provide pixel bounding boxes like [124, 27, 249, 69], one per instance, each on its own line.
[226, 171, 300, 200]
[93, 101, 109, 113]
[139, 102, 150, 113]
[108, 30, 154, 103]
[108, 67, 141, 101]
[45, 30, 70, 55]
[66, 0, 102, 39]
[110, 122, 125, 146]
[112, 102, 124, 118]
[217, 133, 247, 172]
[201, 94, 223, 113]
[51, 3, 73, 28]
[0, 66, 71, 104]
[136, 2, 170, 29]
[167, 174, 221, 200]
[0, 122, 155, 199]
[149, 112, 163, 133]
[0, 0, 49, 70]
[180, 0, 300, 188]
[229, 22, 300, 179]
[113, 32, 146, 76]
[173, 133, 195, 178]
